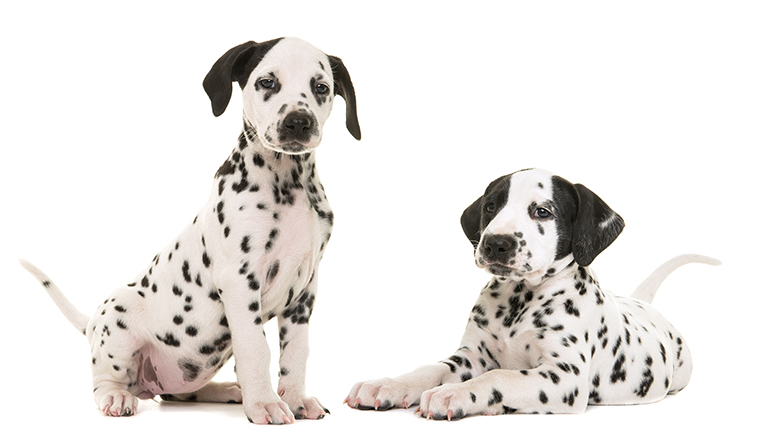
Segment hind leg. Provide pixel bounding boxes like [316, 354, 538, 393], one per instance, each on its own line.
[90, 347, 142, 416]
[160, 381, 243, 403]
[88, 303, 147, 416]
[668, 335, 693, 394]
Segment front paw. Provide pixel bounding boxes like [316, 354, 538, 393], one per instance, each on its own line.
[345, 378, 419, 411]
[416, 384, 475, 421]
[245, 399, 295, 425]
[282, 394, 329, 420]
[98, 390, 139, 417]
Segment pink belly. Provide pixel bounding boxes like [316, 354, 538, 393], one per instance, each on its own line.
[136, 353, 219, 396]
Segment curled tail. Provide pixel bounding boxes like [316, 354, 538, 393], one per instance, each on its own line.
[631, 254, 721, 304]
[19, 259, 89, 335]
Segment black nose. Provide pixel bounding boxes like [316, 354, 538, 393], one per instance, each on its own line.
[481, 234, 517, 264]
[282, 112, 313, 138]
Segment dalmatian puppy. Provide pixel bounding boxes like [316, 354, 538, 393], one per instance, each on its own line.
[21, 37, 360, 424]
[346, 168, 719, 419]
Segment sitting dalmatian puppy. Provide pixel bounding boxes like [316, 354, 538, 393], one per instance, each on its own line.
[21, 37, 360, 424]
[347, 168, 719, 419]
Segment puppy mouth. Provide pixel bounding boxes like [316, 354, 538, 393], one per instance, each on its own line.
[279, 142, 313, 154]
[485, 264, 517, 277]
[478, 258, 534, 278]
[261, 135, 318, 154]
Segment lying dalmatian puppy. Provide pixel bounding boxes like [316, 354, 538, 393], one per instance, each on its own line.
[21, 37, 360, 424]
[347, 168, 719, 419]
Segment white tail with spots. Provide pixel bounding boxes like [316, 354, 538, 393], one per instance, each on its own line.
[19, 259, 89, 335]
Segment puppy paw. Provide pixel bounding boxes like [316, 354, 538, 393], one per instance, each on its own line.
[98, 390, 139, 417]
[416, 384, 474, 421]
[345, 378, 419, 411]
[287, 395, 329, 420]
[245, 400, 295, 425]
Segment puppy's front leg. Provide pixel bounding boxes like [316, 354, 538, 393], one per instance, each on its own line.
[220, 270, 294, 425]
[276, 277, 328, 420]
[346, 363, 453, 411]
[417, 363, 590, 419]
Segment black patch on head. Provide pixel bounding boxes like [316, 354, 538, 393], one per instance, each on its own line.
[203, 38, 283, 117]
[460, 174, 512, 248]
[254, 72, 281, 102]
[310, 75, 328, 106]
[551, 176, 625, 266]
[328, 55, 361, 140]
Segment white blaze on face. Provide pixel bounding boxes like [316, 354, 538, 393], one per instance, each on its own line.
[241, 38, 335, 153]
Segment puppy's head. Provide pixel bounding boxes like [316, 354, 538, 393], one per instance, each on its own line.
[460, 169, 624, 283]
[203, 37, 361, 154]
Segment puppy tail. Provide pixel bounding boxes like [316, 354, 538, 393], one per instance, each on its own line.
[19, 259, 89, 335]
[631, 254, 721, 304]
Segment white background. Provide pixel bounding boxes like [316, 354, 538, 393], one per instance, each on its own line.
[1, 1, 757, 428]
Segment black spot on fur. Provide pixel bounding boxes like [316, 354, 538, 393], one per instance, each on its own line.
[180, 360, 201, 382]
[266, 261, 280, 284]
[488, 389, 503, 406]
[611, 354, 627, 383]
[157, 332, 181, 347]
[182, 261, 192, 283]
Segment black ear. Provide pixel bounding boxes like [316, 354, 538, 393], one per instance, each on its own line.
[203, 39, 281, 117]
[460, 196, 484, 249]
[328, 55, 361, 140]
[571, 183, 625, 266]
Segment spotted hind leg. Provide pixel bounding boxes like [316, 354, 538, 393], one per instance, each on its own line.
[160, 381, 243, 403]
[89, 330, 144, 416]
[88, 295, 151, 416]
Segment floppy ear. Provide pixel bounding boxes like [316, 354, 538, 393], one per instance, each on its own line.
[328, 55, 361, 140]
[460, 196, 484, 249]
[571, 183, 625, 267]
[202, 39, 280, 117]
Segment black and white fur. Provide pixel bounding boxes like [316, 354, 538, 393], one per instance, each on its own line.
[347, 168, 718, 419]
[21, 37, 360, 424]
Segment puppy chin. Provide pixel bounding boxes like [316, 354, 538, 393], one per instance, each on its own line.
[478, 259, 550, 285]
[263, 140, 320, 155]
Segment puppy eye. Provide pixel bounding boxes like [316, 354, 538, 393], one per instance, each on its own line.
[534, 207, 552, 219]
[314, 83, 329, 94]
[485, 202, 496, 213]
[258, 79, 275, 89]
